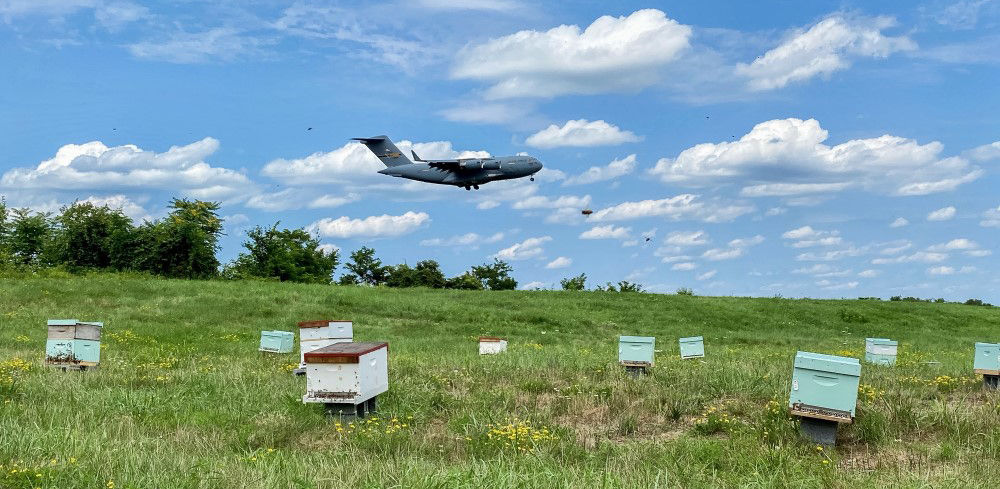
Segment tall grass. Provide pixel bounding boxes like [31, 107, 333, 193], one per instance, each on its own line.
[1, 274, 998, 488]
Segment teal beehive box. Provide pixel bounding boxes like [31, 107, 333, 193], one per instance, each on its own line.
[260, 330, 295, 354]
[679, 336, 705, 359]
[974, 342, 1000, 374]
[618, 336, 655, 366]
[864, 338, 898, 365]
[46, 320, 102, 368]
[788, 351, 861, 422]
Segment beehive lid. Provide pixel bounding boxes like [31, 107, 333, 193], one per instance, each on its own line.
[679, 336, 703, 343]
[48, 319, 79, 326]
[78, 321, 103, 328]
[975, 342, 1000, 348]
[620, 335, 654, 344]
[794, 351, 861, 376]
[479, 336, 504, 342]
[262, 330, 293, 336]
[868, 338, 896, 346]
[304, 342, 388, 362]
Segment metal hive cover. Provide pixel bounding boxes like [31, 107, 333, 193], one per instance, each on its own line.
[304, 341, 388, 361]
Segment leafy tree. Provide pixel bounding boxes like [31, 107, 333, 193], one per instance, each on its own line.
[414, 260, 446, 288]
[8, 208, 53, 265]
[130, 199, 223, 278]
[49, 202, 133, 270]
[345, 247, 389, 286]
[227, 224, 338, 283]
[0, 199, 9, 264]
[338, 274, 360, 286]
[445, 272, 484, 290]
[471, 259, 517, 290]
[560, 273, 586, 291]
[385, 263, 417, 288]
[617, 281, 644, 293]
[676, 287, 693, 296]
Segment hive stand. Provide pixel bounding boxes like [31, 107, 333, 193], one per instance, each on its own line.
[798, 417, 838, 446]
[622, 363, 649, 377]
[325, 397, 378, 418]
[984, 375, 999, 389]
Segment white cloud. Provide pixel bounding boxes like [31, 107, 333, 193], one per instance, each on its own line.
[671, 262, 697, 271]
[659, 255, 693, 264]
[261, 140, 488, 185]
[307, 211, 430, 239]
[128, 28, 272, 64]
[419, 232, 504, 247]
[928, 238, 979, 252]
[521, 280, 546, 290]
[765, 207, 787, 216]
[545, 256, 572, 269]
[451, 9, 692, 98]
[512, 194, 591, 210]
[649, 118, 982, 197]
[928, 266, 955, 275]
[579, 225, 631, 240]
[665, 230, 709, 246]
[927, 206, 957, 221]
[736, 15, 915, 91]
[880, 241, 912, 255]
[563, 154, 637, 185]
[819, 281, 859, 291]
[890, 217, 909, 228]
[858, 269, 880, 278]
[965, 141, 1000, 161]
[981, 206, 1000, 227]
[796, 247, 864, 261]
[696, 270, 717, 281]
[79, 194, 152, 222]
[0, 0, 146, 27]
[477, 200, 500, 210]
[967, 249, 992, 257]
[589, 194, 754, 223]
[782, 226, 840, 247]
[702, 248, 743, 261]
[525, 120, 640, 149]
[729, 235, 765, 248]
[871, 251, 948, 265]
[439, 101, 541, 127]
[310, 193, 361, 209]
[0, 138, 252, 202]
[493, 236, 551, 261]
[316, 243, 339, 255]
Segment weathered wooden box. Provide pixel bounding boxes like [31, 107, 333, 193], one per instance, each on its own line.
[302, 342, 388, 412]
[619, 335, 655, 367]
[679, 336, 705, 359]
[46, 319, 102, 368]
[974, 342, 1000, 375]
[864, 338, 898, 365]
[479, 336, 507, 355]
[789, 351, 860, 423]
[259, 330, 295, 353]
[298, 320, 353, 366]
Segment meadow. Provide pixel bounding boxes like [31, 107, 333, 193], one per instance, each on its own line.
[1, 273, 999, 488]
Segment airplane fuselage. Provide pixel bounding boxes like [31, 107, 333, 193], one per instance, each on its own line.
[378, 156, 543, 187]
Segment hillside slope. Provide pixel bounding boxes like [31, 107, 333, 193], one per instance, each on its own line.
[1, 274, 999, 488]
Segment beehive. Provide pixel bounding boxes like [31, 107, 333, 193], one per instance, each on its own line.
[298, 320, 353, 366]
[974, 342, 1000, 375]
[618, 336, 655, 367]
[788, 351, 860, 423]
[302, 342, 388, 416]
[679, 336, 705, 359]
[259, 330, 295, 353]
[46, 319, 102, 368]
[479, 336, 507, 355]
[864, 338, 898, 365]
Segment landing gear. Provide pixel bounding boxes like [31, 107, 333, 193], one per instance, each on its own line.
[473, 185, 479, 190]
[465, 186, 471, 191]
[530, 177, 535, 181]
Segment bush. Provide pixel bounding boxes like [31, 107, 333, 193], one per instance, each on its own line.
[129, 199, 223, 279]
[472, 259, 517, 290]
[560, 273, 586, 291]
[49, 201, 133, 270]
[676, 287, 693, 296]
[7, 208, 53, 266]
[445, 272, 484, 290]
[226, 224, 338, 283]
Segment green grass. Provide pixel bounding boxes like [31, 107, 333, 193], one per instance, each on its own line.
[1, 273, 999, 488]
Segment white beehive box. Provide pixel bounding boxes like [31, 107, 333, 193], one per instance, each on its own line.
[302, 342, 388, 405]
[479, 336, 507, 355]
[298, 320, 353, 366]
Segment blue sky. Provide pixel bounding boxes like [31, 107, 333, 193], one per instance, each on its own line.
[2, 0, 998, 301]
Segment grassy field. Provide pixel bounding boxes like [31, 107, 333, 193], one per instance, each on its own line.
[1, 273, 999, 488]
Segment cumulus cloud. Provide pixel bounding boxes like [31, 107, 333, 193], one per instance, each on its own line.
[696, 270, 717, 280]
[927, 206, 957, 221]
[818, 280, 859, 291]
[926, 266, 974, 276]
[451, 9, 692, 98]
[493, 236, 551, 261]
[579, 225, 631, 240]
[563, 154, 637, 185]
[980, 206, 1000, 227]
[871, 251, 948, 265]
[665, 230, 709, 246]
[525, 120, 641, 149]
[796, 247, 864, 261]
[672, 262, 697, 271]
[261, 140, 488, 185]
[858, 269, 880, 278]
[965, 141, 1000, 161]
[0, 138, 252, 202]
[648, 118, 982, 197]
[781, 225, 841, 248]
[736, 15, 915, 91]
[419, 232, 504, 247]
[701, 234, 764, 261]
[589, 194, 754, 223]
[890, 217, 909, 228]
[545, 256, 572, 269]
[512, 194, 591, 210]
[307, 211, 430, 238]
[928, 238, 979, 252]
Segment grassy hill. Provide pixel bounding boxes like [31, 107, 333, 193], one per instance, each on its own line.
[1, 274, 999, 488]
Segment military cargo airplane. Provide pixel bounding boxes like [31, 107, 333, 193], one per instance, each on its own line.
[353, 135, 543, 190]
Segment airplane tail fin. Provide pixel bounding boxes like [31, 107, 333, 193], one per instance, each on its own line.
[352, 135, 412, 167]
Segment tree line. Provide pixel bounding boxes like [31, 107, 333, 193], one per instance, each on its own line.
[0, 198, 520, 290]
